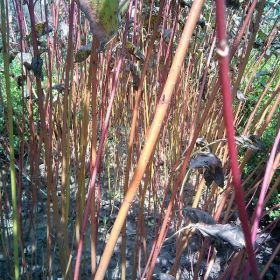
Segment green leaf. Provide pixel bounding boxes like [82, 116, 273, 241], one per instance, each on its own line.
[78, 0, 120, 42]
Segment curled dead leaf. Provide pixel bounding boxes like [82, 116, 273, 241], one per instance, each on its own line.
[183, 208, 215, 224]
[190, 152, 224, 187]
[74, 43, 92, 63]
[235, 135, 265, 151]
[126, 41, 145, 62]
[237, 90, 246, 102]
[190, 223, 245, 249]
[196, 137, 208, 147]
[159, 273, 176, 280]
[31, 56, 44, 80]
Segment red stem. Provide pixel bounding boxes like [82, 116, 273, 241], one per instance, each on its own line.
[73, 4, 132, 276]
[74, 57, 124, 280]
[215, 1, 260, 279]
[251, 129, 280, 243]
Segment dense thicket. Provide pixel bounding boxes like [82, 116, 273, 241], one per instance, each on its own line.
[0, 0, 279, 279]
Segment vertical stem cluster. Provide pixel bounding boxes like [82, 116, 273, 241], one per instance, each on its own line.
[0, 0, 19, 278]
[94, 1, 205, 278]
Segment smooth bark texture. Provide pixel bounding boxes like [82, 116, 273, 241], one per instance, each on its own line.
[215, 1, 259, 279]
